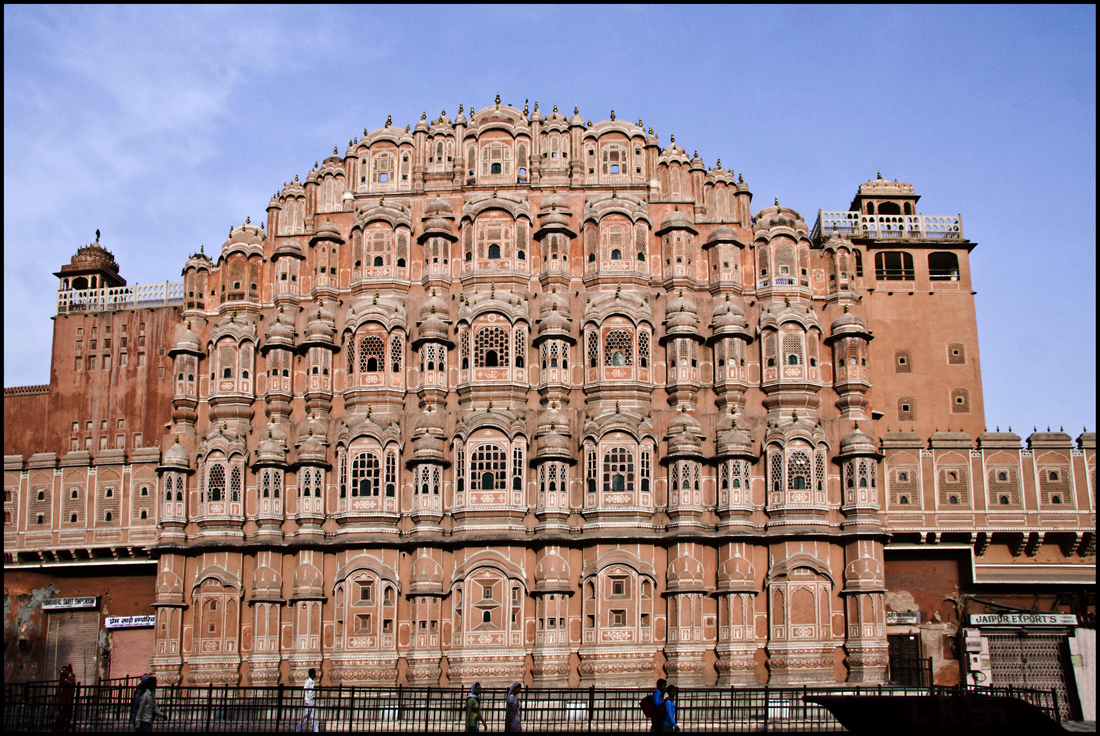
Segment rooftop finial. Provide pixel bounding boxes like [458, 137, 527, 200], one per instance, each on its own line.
[775, 197, 779, 206]
[738, 173, 743, 183]
[574, 105, 578, 115]
[553, 103, 557, 114]
[877, 171, 882, 179]
[95, 229, 100, 242]
[495, 93, 500, 107]
[694, 150, 698, 158]
[844, 305, 849, 313]
[421, 111, 426, 120]
[493, 187, 497, 198]
[523, 99, 528, 115]
[854, 420, 859, 430]
[610, 109, 615, 121]
[405, 124, 409, 132]
[670, 133, 675, 143]
[294, 173, 299, 182]
[386, 114, 392, 127]
[717, 158, 721, 168]
[334, 145, 338, 155]
[246, 215, 250, 224]
[615, 401, 620, 414]
[785, 296, 790, 307]
[648, 126, 653, 135]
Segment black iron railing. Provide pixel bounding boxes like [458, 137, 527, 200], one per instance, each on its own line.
[2, 681, 1063, 732]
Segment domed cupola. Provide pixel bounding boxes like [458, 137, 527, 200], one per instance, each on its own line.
[409, 553, 445, 596]
[715, 411, 754, 460]
[705, 224, 740, 248]
[665, 406, 705, 459]
[569, 105, 584, 127]
[263, 307, 296, 350]
[689, 150, 706, 173]
[414, 289, 453, 347]
[411, 405, 447, 464]
[839, 423, 878, 458]
[534, 551, 571, 593]
[296, 412, 329, 465]
[753, 202, 808, 237]
[55, 231, 126, 290]
[255, 424, 288, 467]
[527, 101, 542, 125]
[310, 217, 344, 246]
[710, 294, 749, 335]
[454, 104, 468, 126]
[221, 221, 265, 259]
[414, 111, 430, 134]
[830, 305, 870, 339]
[161, 436, 191, 470]
[656, 206, 699, 237]
[169, 320, 203, 358]
[663, 288, 701, 334]
[666, 552, 706, 593]
[419, 196, 457, 243]
[301, 301, 336, 348]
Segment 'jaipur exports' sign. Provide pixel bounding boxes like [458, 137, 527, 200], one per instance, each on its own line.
[104, 615, 156, 629]
[41, 597, 98, 611]
[970, 613, 1077, 626]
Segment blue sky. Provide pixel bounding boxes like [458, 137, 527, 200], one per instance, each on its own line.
[4, 5, 1095, 435]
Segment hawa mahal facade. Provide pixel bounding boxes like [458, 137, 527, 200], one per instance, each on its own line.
[5, 100, 1094, 695]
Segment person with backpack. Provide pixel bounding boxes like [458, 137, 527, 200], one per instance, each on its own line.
[658, 685, 680, 733]
[641, 678, 666, 732]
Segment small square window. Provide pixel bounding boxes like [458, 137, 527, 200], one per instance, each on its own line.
[1048, 471, 1059, 481]
[77, 327, 84, 336]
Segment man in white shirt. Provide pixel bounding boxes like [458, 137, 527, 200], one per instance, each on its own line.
[295, 668, 318, 732]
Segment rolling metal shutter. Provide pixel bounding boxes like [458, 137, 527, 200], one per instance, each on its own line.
[986, 631, 1074, 720]
[108, 628, 155, 680]
[45, 610, 100, 685]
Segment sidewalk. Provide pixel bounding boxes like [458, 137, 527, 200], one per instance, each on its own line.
[1063, 722, 1098, 733]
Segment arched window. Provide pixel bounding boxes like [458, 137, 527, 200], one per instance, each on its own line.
[351, 452, 380, 497]
[602, 447, 634, 494]
[488, 244, 501, 259]
[471, 444, 507, 492]
[611, 249, 622, 260]
[604, 330, 633, 366]
[474, 326, 510, 368]
[208, 463, 225, 502]
[360, 335, 384, 373]
[928, 252, 959, 281]
[874, 251, 915, 281]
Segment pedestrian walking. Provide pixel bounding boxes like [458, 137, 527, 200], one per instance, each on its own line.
[129, 674, 152, 730]
[659, 684, 680, 733]
[295, 668, 318, 732]
[646, 678, 667, 732]
[505, 682, 523, 732]
[53, 663, 77, 732]
[134, 676, 167, 732]
[465, 682, 486, 733]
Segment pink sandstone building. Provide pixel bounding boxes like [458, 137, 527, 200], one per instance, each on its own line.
[4, 100, 1094, 714]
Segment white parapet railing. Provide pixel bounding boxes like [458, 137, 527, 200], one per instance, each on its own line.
[56, 281, 185, 315]
[812, 211, 964, 242]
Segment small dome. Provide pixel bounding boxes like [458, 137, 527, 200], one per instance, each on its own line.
[538, 308, 571, 336]
[717, 553, 755, 591]
[831, 310, 866, 333]
[539, 189, 570, 213]
[162, 439, 190, 469]
[569, 108, 584, 126]
[251, 566, 283, 599]
[534, 551, 570, 588]
[668, 408, 702, 437]
[414, 115, 430, 133]
[303, 306, 335, 342]
[417, 313, 449, 343]
[425, 196, 453, 216]
[417, 407, 445, 433]
[839, 427, 877, 456]
[293, 563, 324, 597]
[711, 297, 747, 330]
[311, 219, 343, 244]
[660, 208, 696, 232]
[538, 428, 571, 455]
[538, 406, 569, 433]
[413, 432, 444, 458]
[419, 291, 450, 321]
[706, 225, 738, 245]
[410, 555, 444, 588]
[172, 323, 202, 354]
[264, 311, 295, 346]
[665, 290, 698, 316]
[257, 428, 284, 461]
[667, 554, 705, 589]
[539, 210, 572, 229]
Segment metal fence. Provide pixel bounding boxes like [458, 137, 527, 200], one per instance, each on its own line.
[3, 681, 1062, 732]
